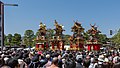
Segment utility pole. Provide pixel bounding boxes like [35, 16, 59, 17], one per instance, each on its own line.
[0, 1, 4, 52]
[0, 1, 18, 52]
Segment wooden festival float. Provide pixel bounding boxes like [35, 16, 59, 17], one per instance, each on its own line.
[86, 24, 101, 51]
[69, 21, 84, 50]
[35, 22, 48, 50]
[50, 20, 65, 50]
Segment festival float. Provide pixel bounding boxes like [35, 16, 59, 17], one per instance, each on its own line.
[86, 24, 101, 51]
[50, 20, 65, 50]
[35, 22, 48, 50]
[69, 21, 84, 50]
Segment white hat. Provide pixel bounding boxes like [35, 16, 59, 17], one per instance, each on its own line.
[4, 57, 9, 61]
[104, 54, 107, 56]
[1, 54, 5, 57]
[104, 58, 109, 62]
[62, 59, 65, 63]
[18, 59, 23, 62]
[98, 55, 104, 62]
[18, 59, 23, 64]
[46, 54, 50, 58]
[76, 55, 82, 60]
[98, 61, 103, 64]
[99, 55, 104, 59]
[91, 58, 95, 62]
[98, 58, 104, 62]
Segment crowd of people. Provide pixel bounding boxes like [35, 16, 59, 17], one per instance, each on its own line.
[0, 47, 120, 68]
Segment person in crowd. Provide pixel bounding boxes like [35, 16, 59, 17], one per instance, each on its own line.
[44, 54, 52, 68]
[83, 55, 91, 68]
[89, 58, 98, 68]
[112, 57, 120, 68]
[47, 57, 59, 68]
[58, 54, 63, 68]
[1, 46, 120, 68]
[76, 57, 83, 68]
[103, 54, 110, 68]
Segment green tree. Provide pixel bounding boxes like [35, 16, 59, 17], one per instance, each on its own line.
[11, 33, 21, 46]
[4, 34, 13, 46]
[4, 34, 8, 45]
[112, 29, 120, 45]
[98, 34, 108, 44]
[24, 30, 34, 47]
[7, 34, 12, 43]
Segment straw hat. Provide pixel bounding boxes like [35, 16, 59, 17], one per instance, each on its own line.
[104, 58, 109, 62]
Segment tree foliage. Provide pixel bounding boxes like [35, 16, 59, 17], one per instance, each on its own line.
[12, 33, 21, 45]
[23, 30, 34, 47]
[7, 34, 13, 45]
[98, 34, 108, 44]
[112, 29, 120, 45]
[4, 33, 21, 46]
[24, 30, 34, 38]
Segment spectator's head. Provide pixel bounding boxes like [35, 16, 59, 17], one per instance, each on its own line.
[52, 57, 58, 66]
[29, 52, 34, 59]
[118, 57, 120, 62]
[18, 59, 24, 65]
[86, 55, 90, 59]
[4, 57, 9, 65]
[23, 53, 28, 59]
[24, 58, 31, 65]
[91, 58, 95, 63]
[54, 53, 59, 57]
[69, 53, 73, 58]
[58, 54, 62, 60]
[76, 54, 82, 60]
[76, 58, 82, 63]
[31, 55, 39, 62]
[103, 58, 109, 64]
[8, 59, 18, 68]
[46, 54, 50, 60]
[0, 58, 5, 67]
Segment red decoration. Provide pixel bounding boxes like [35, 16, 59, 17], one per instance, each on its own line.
[52, 42, 54, 49]
[46, 43, 48, 48]
[36, 44, 39, 48]
[87, 44, 101, 51]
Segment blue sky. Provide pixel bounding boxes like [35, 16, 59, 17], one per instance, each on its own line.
[1, 0, 120, 37]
